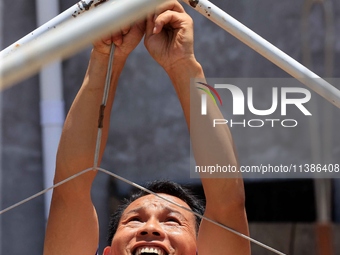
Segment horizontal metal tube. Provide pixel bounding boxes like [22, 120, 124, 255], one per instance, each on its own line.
[182, 0, 340, 109]
[0, 0, 161, 89]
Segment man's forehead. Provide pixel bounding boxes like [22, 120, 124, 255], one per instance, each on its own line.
[124, 193, 192, 215]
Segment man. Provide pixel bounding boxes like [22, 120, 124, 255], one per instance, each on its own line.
[43, 1, 250, 254]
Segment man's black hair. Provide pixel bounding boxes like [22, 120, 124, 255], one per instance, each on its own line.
[107, 180, 205, 245]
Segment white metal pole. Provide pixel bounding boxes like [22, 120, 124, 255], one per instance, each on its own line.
[0, 0, 114, 58]
[0, 0, 162, 89]
[182, 0, 340, 109]
[36, 0, 65, 221]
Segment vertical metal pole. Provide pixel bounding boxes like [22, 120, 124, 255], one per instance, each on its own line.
[36, 0, 65, 221]
[301, 1, 334, 254]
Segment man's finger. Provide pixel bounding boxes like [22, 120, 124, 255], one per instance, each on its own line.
[154, 0, 185, 16]
[153, 12, 191, 34]
[112, 33, 123, 46]
[121, 24, 131, 35]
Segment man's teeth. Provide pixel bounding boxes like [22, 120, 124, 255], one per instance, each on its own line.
[135, 246, 166, 255]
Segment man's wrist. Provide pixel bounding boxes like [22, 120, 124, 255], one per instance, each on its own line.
[165, 56, 204, 85]
[91, 48, 128, 65]
[83, 49, 126, 92]
[90, 48, 128, 77]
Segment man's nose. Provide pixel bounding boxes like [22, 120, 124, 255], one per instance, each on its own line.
[137, 218, 165, 239]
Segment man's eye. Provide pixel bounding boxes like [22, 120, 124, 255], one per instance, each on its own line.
[166, 217, 180, 224]
[128, 217, 142, 222]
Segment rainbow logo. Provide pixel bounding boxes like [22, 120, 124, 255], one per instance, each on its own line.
[197, 82, 223, 106]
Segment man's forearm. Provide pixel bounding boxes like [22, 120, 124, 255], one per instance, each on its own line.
[54, 49, 126, 194]
[167, 56, 247, 222]
[165, 56, 204, 129]
[44, 49, 127, 255]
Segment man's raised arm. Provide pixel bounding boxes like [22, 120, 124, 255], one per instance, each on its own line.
[165, 50, 250, 255]
[43, 21, 145, 255]
[144, 1, 250, 254]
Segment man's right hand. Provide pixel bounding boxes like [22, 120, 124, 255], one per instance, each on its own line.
[144, 0, 195, 73]
[93, 19, 146, 59]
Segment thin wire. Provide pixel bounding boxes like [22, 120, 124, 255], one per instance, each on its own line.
[103, 44, 115, 105]
[93, 43, 115, 168]
[0, 45, 116, 215]
[0, 167, 94, 215]
[0, 41, 287, 255]
[91, 41, 286, 254]
[0, 164, 286, 255]
[97, 168, 286, 255]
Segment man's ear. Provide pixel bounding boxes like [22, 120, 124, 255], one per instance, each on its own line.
[103, 246, 111, 255]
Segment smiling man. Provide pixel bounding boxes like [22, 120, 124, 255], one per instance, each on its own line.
[107, 186, 200, 255]
[43, 1, 250, 255]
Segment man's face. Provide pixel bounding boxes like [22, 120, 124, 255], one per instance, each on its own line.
[108, 193, 197, 255]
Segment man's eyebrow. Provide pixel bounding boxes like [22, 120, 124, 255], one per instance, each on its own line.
[163, 206, 187, 219]
[123, 207, 143, 216]
[119, 208, 141, 222]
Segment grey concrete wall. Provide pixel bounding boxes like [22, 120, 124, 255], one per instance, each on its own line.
[1, 0, 46, 254]
[1, 0, 340, 254]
